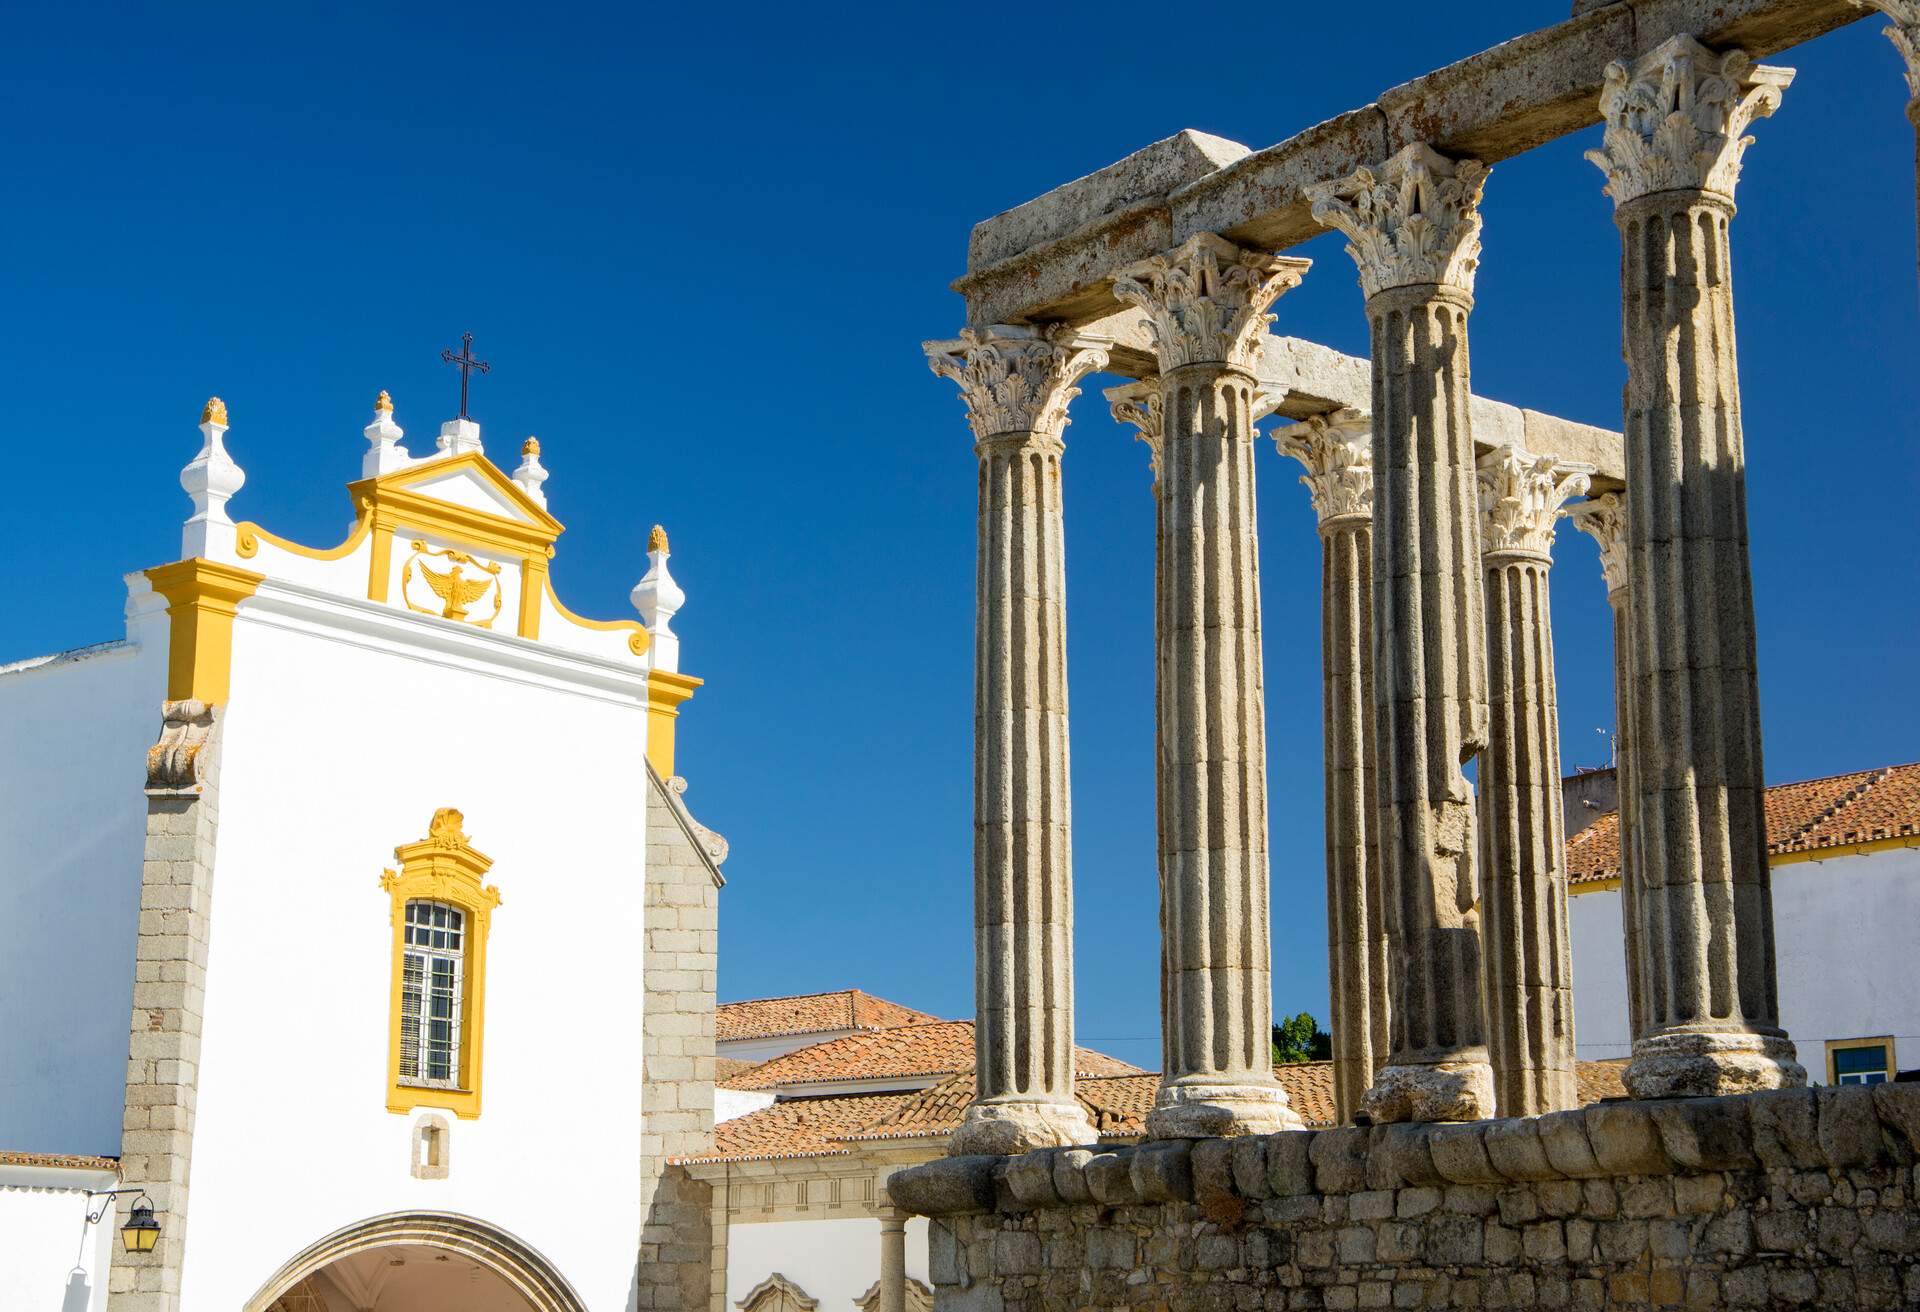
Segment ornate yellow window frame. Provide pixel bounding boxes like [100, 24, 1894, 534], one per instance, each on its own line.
[1826, 1034, 1897, 1086]
[382, 808, 501, 1119]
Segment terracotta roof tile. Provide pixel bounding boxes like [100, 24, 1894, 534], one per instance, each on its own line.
[716, 1057, 765, 1087]
[1568, 762, 1920, 888]
[684, 1092, 918, 1163]
[1576, 1059, 1629, 1104]
[716, 990, 941, 1042]
[0, 1151, 119, 1172]
[724, 1020, 1143, 1090]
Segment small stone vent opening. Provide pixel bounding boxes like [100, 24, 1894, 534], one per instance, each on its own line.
[410, 1112, 450, 1179]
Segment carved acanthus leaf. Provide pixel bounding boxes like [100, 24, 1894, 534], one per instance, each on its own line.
[1585, 34, 1793, 207]
[146, 699, 218, 794]
[1112, 234, 1309, 373]
[1272, 409, 1373, 527]
[1567, 491, 1629, 595]
[1856, 0, 1920, 100]
[1104, 380, 1164, 489]
[1306, 144, 1487, 299]
[1477, 446, 1593, 559]
[924, 325, 1110, 443]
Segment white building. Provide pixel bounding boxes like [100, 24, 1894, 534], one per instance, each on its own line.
[1568, 763, 1920, 1086]
[0, 390, 727, 1312]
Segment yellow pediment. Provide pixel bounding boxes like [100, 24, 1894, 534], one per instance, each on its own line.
[352, 452, 565, 558]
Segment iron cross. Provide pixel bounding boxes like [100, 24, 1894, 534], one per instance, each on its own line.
[440, 332, 491, 420]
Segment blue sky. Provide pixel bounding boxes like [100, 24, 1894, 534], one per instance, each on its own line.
[7, 4, 1916, 1071]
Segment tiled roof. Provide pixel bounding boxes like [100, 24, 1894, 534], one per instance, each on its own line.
[0, 1150, 119, 1172]
[716, 1057, 766, 1086]
[686, 1060, 1638, 1163]
[723, 1020, 1144, 1091]
[1567, 763, 1920, 888]
[716, 990, 941, 1042]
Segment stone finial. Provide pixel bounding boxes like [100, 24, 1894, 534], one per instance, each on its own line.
[1272, 408, 1373, 528]
[1585, 34, 1794, 207]
[181, 397, 245, 561]
[511, 436, 549, 508]
[363, 390, 411, 478]
[632, 525, 685, 673]
[437, 416, 484, 457]
[1104, 380, 1164, 490]
[1476, 445, 1594, 559]
[1112, 233, 1310, 373]
[924, 325, 1110, 444]
[1306, 144, 1488, 298]
[1855, 1, 1920, 102]
[1567, 491, 1629, 596]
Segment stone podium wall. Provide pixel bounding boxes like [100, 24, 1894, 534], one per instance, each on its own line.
[892, 1085, 1920, 1311]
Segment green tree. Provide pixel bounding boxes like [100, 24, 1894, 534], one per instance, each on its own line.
[1272, 1011, 1333, 1064]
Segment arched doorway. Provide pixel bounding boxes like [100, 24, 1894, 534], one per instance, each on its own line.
[246, 1211, 587, 1312]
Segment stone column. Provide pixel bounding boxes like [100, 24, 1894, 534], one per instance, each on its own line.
[1854, 2, 1920, 279]
[1587, 34, 1805, 1098]
[1475, 446, 1592, 1116]
[1112, 233, 1310, 1138]
[1308, 143, 1495, 1123]
[878, 1208, 909, 1312]
[1568, 493, 1647, 1045]
[1273, 409, 1387, 1125]
[926, 325, 1106, 1154]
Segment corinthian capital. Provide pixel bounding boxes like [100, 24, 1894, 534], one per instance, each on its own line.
[1477, 446, 1594, 560]
[1567, 492, 1629, 596]
[1856, 0, 1920, 101]
[1585, 34, 1794, 207]
[1112, 234, 1309, 373]
[924, 325, 1110, 443]
[1105, 380, 1164, 489]
[1306, 144, 1488, 299]
[1272, 408, 1373, 528]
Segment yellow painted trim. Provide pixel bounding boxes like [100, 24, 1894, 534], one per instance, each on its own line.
[368, 451, 564, 535]
[1826, 1034, 1897, 1085]
[517, 559, 547, 639]
[1567, 877, 1621, 896]
[1770, 834, 1920, 866]
[233, 508, 373, 563]
[144, 559, 265, 703]
[383, 808, 500, 1121]
[542, 575, 650, 656]
[369, 528, 394, 603]
[646, 670, 703, 778]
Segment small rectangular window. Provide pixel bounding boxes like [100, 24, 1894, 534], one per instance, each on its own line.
[1828, 1037, 1896, 1086]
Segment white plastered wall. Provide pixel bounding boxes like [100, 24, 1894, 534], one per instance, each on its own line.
[0, 1164, 121, 1312]
[727, 1215, 929, 1311]
[177, 590, 655, 1309]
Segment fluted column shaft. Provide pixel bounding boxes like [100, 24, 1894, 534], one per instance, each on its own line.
[1277, 411, 1386, 1124]
[1114, 233, 1309, 1138]
[1476, 449, 1591, 1116]
[1588, 35, 1804, 1098]
[1310, 144, 1496, 1123]
[926, 326, 1105, 1154]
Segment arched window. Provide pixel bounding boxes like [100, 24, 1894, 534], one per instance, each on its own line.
[382, 808, 500, 1119]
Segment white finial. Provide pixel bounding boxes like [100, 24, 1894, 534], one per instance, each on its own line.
[363, 390, 412, 477]
[437, 416, 483, 457]
[181, 398, 245, 561]
[631, 524, 685, 672]
[512, 437, 549, 508]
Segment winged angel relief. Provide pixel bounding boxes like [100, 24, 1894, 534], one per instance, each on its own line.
[401, 540, 504, 627]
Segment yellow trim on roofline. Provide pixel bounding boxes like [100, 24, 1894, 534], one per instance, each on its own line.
[646, 671, 702, 777]
[544, 575, 650, 655]
[234, 511, 373, 562]
[1568, 833, 1920, 895]
[145, 558, 265, 703]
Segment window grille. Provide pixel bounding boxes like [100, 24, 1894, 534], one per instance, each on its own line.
[400, 900, 465, 1087]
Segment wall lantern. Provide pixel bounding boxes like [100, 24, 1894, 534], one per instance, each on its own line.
[82, 1189, 161, 1254]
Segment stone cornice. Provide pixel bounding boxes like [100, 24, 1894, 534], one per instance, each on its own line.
[1306, 144, 1488, 298]
[1112, 234, 1310, 373]
[1272, 409, 1373, 529]
[1856, 0, 1920, 100]
[1477, 446, 1594, 561]
[1586, 34, 1794, 207]
[1105, 380, 1164, 490]
[1567, 491, 1629, 595]
[924, 325, 1110, 443]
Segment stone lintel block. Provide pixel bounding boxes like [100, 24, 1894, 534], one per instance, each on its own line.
[887, 1155, 998, 1217]
[1649, 1097, 1757, 1172]
[1267, 1130, 1317, 1197]
[968, 129, 1250, 273]
[1002, 1150, 1063, 1208]
[1585, 1102, 1673, 1176]
[1370, 1124, 1445, 1190]
[1428, 1122, 1506, 1185]
[1872, 1082, 1920, 1158]
[959, 204, 1180, 329]
[1173, 107, 1390, 256]
[1819, 1084, 1906, 1169]
[1484, 1116, 1561, 1181]
[1230, 1136, 1275, 1200]
[1131, 1140, 1194, 1203]
[1084, 1149, 1141, 1206]
[1051, 1148, 1095, 1204]
[1310, 1126, 1370, 1194]
[1628, 0, 1865, 66]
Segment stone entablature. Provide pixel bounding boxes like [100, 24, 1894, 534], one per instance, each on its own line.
[893, 1084, 1920, 1311]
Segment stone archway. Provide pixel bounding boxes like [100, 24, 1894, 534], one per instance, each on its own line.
[245, 1211, 587, 1312]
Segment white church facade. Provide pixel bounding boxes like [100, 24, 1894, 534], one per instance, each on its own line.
[0, 387, 726, 1311]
